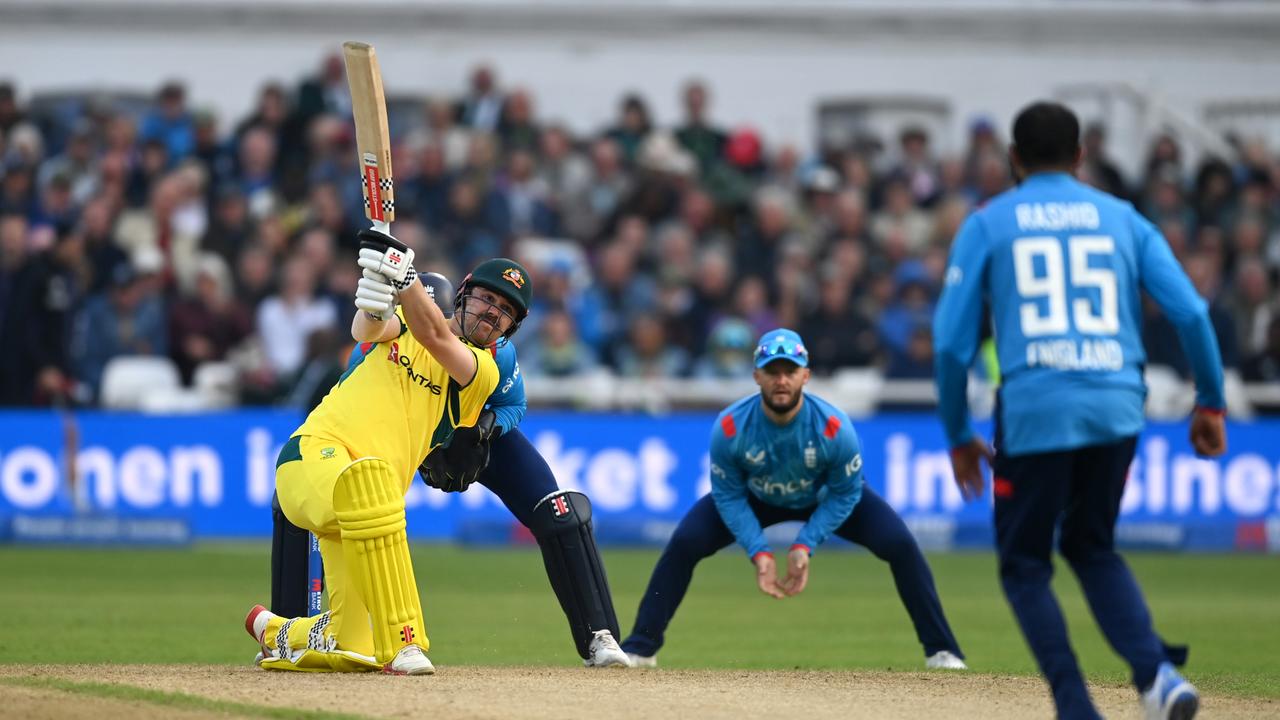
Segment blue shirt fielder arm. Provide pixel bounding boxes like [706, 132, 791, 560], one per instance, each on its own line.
[709, 416, 771, 560]
[484, 342, 527, 436]
[794, 422, 864, 554]
[933, 214, 991, 448]
[1133, 213, 1226, 411]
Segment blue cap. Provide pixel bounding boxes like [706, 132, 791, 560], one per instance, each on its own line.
[753, 328, 810, 369]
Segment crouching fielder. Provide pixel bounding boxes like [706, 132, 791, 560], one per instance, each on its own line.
[621, 329, 966, 670]
[245, 230, 498, 675]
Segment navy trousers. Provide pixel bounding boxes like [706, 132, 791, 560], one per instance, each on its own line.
[621, 488, 964, 659]
[994, 435, 1169, 720]
[478, 428, 559, 528]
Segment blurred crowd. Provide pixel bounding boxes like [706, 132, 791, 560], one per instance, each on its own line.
[1, 54, 1279, 409]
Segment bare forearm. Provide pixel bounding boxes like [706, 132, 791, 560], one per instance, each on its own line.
[351, 310, 394, 343]
[400, 283, 477, 385]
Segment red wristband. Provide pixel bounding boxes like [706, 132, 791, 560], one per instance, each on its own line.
[790, 544, 811, 555]
[751, 551, 773, 563]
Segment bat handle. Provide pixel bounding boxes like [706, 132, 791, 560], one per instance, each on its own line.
[369, 220, 391, 236]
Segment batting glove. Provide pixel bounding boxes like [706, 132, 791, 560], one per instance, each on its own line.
[354, 268, 397, 317]
[358, 246, 418, 290]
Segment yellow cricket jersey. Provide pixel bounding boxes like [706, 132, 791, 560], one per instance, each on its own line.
[296, 309, 499, 491]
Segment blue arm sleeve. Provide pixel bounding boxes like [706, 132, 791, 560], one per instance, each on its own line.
[1134, 213, 1226, 409]
[708, 422, 770, 559]
[795, 426, 864, 553]
[485, 343, 527, 435]
[933, 214, 989, 447]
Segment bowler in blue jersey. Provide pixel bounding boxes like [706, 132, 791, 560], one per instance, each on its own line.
[933, 102, 1227, 720]
[621, 328, 966, 670]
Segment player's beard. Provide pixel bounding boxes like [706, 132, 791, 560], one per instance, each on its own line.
[459, 297, 512, 346]
[762, 386, 802, 415]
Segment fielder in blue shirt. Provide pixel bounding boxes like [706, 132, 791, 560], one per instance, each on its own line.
[621, 328, 966, 670]
[933, 102, 1227, 720]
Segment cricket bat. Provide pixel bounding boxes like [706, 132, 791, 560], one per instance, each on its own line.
[343, 41, 395, 235]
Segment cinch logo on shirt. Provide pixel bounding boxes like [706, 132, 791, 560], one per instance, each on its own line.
[387, 342, 443, 395]
[750, 475, 813, 497]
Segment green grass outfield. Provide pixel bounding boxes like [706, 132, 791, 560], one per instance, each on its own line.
[2, 545, 1277, 697]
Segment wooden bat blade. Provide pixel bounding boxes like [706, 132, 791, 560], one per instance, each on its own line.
[343, 40, 395, 227]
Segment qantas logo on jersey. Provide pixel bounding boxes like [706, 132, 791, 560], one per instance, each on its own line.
[387, 342, 443, 395]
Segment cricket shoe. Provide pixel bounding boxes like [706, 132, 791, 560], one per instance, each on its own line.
[584, 630, 633, 668]
[925, 650, 968, 670]
[384, 644, 435, 675]
[1141, 661, 1198, 720]
[244, 604, 277, 660]
[626, 653, 657, 668]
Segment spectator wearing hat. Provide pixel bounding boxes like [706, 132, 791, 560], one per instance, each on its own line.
[606, 133, 691, 236]
[690, 317, 755, 379]
[794, 165, 840, 242]
[72, 258, 167, 401]
[877, 260, 935, 361]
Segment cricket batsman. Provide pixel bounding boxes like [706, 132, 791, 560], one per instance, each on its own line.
[244, 229, 499, 675]
[267, 257, 632, 668]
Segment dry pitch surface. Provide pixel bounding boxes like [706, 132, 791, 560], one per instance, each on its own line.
[2, 665, 1277, 720]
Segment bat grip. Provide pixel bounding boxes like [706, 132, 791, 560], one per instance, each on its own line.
[369, 220, 391, 236]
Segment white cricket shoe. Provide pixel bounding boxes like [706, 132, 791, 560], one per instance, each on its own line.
[384, 644, 435, 675]
[584, 630, 633, 668]
[244, 604, 277, 660]
[925, 650, 968, 670]
[626, 652, 657, 668]
[1142, 662, 1199, 720]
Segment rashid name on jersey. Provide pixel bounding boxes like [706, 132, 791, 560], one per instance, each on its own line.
[709, 392, 864, 558]
[300, 308, 499, 489]
[934, 172, 1225, 456]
